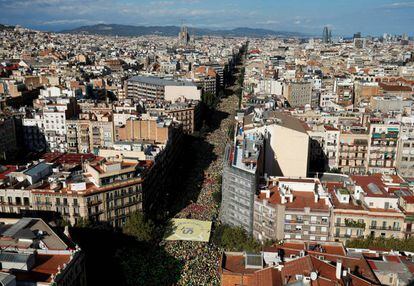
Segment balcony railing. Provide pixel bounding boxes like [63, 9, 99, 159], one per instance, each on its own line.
[335, 223, 365, 229]
[369, 226, 401, 231]
[87, 200, 102, 206]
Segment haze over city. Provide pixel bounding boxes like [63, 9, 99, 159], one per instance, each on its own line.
[1, 0, 414, 286]
[0, 0, 414, 35]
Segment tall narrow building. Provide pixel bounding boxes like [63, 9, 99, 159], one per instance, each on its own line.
[178, 25, 190, 46]
[322, 26, 332, 43]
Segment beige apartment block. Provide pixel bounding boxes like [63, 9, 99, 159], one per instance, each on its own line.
[117, 118, 170, 144]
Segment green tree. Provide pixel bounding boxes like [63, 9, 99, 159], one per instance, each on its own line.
[123, 212, 156, 242]
[227, 123, 235, 140]
[329, 168, 341, 173]
[346, 236, 414, 252]
[75, 217, 92, 228]
[213, 225, 261, 252]
[202, 92, 216, 108]
[117, 244, 182, 286]
[213, 191, 222, 205]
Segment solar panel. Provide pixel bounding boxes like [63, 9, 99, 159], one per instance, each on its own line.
[0, 252, 30, 263]
[2, 218, 32, 237]
[245, 253, 263, 269]
[367, 183, 382, 195]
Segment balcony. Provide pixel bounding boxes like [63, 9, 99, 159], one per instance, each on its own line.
[369, 226, 401, 231]
[285, 229, 302, 233]
[335, 223, 365, 229]
[285, 219, 303, 224]
[336, 219, 366, 229]
[335, 234, 364, 239]
[35, 202, 52, 206]
[87, 200, 102, 206]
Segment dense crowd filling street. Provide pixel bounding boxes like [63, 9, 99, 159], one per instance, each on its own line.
[163, 66, 242, 285]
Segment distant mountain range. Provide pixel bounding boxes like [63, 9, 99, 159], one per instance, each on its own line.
[60, 24, 307, 38]
[0, 24, 14, 31]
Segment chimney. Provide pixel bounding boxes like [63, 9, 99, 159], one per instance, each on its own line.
[336, 259, 342, 280]
[314, 193, 319, 203]
[281, 194, 286, 204]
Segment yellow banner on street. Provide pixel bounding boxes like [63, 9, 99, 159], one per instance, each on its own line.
[165, 219, 212, 242]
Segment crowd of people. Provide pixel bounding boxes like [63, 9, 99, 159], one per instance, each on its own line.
[163, 78, 240, 285]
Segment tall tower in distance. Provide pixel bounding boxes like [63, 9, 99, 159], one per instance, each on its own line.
[322, 26, 332, 44]
[178, 24, 190, 47]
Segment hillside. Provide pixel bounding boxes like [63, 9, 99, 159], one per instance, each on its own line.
[60, 24, 306, 38]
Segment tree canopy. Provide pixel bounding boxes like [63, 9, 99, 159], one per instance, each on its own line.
[212, 225, 261, 252]
[346, 236, 414, 252]
[123, 212, 156, 242]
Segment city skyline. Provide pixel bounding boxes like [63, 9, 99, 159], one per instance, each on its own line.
[0, 0, 414, 36]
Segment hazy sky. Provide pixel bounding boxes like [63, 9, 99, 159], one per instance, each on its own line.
[0, 0, 413, 35]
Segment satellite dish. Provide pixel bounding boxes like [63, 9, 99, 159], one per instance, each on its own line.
[310, 272, 318, 281]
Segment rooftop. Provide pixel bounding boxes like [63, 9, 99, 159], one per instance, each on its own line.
[128, 75, 196, 87]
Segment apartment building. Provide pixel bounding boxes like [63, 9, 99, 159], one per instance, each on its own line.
[396, 118, 414, 177]
[284, 82, 314, 108]
[0, 116, 18, 161]
[146, 101, 201, 134]
[221, 132, 264, 234]
[117, 117, 171, 144]
[31, 158, 145, 227]
[191, 65, 219, 96]
[0, 154, 147, 227]
[368, 121, 400, 174]
[66, 120, 91, 153]
[254, 177, 331, 243]
[0, 217, 86, 286]
[243, 110, 310, 178]
[308, 125, 340, 171]
[66, 115, 115, 154]
[334, 78, 354, 107]
[126, 75, 201, 101]
[338, 130, 369, 174]
[329, 174, 406, 242]
[220, 241, 381, 286]
[23, 95, 79, 153]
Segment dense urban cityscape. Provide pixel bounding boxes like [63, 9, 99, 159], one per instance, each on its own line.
[0, 2, 414, 285]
